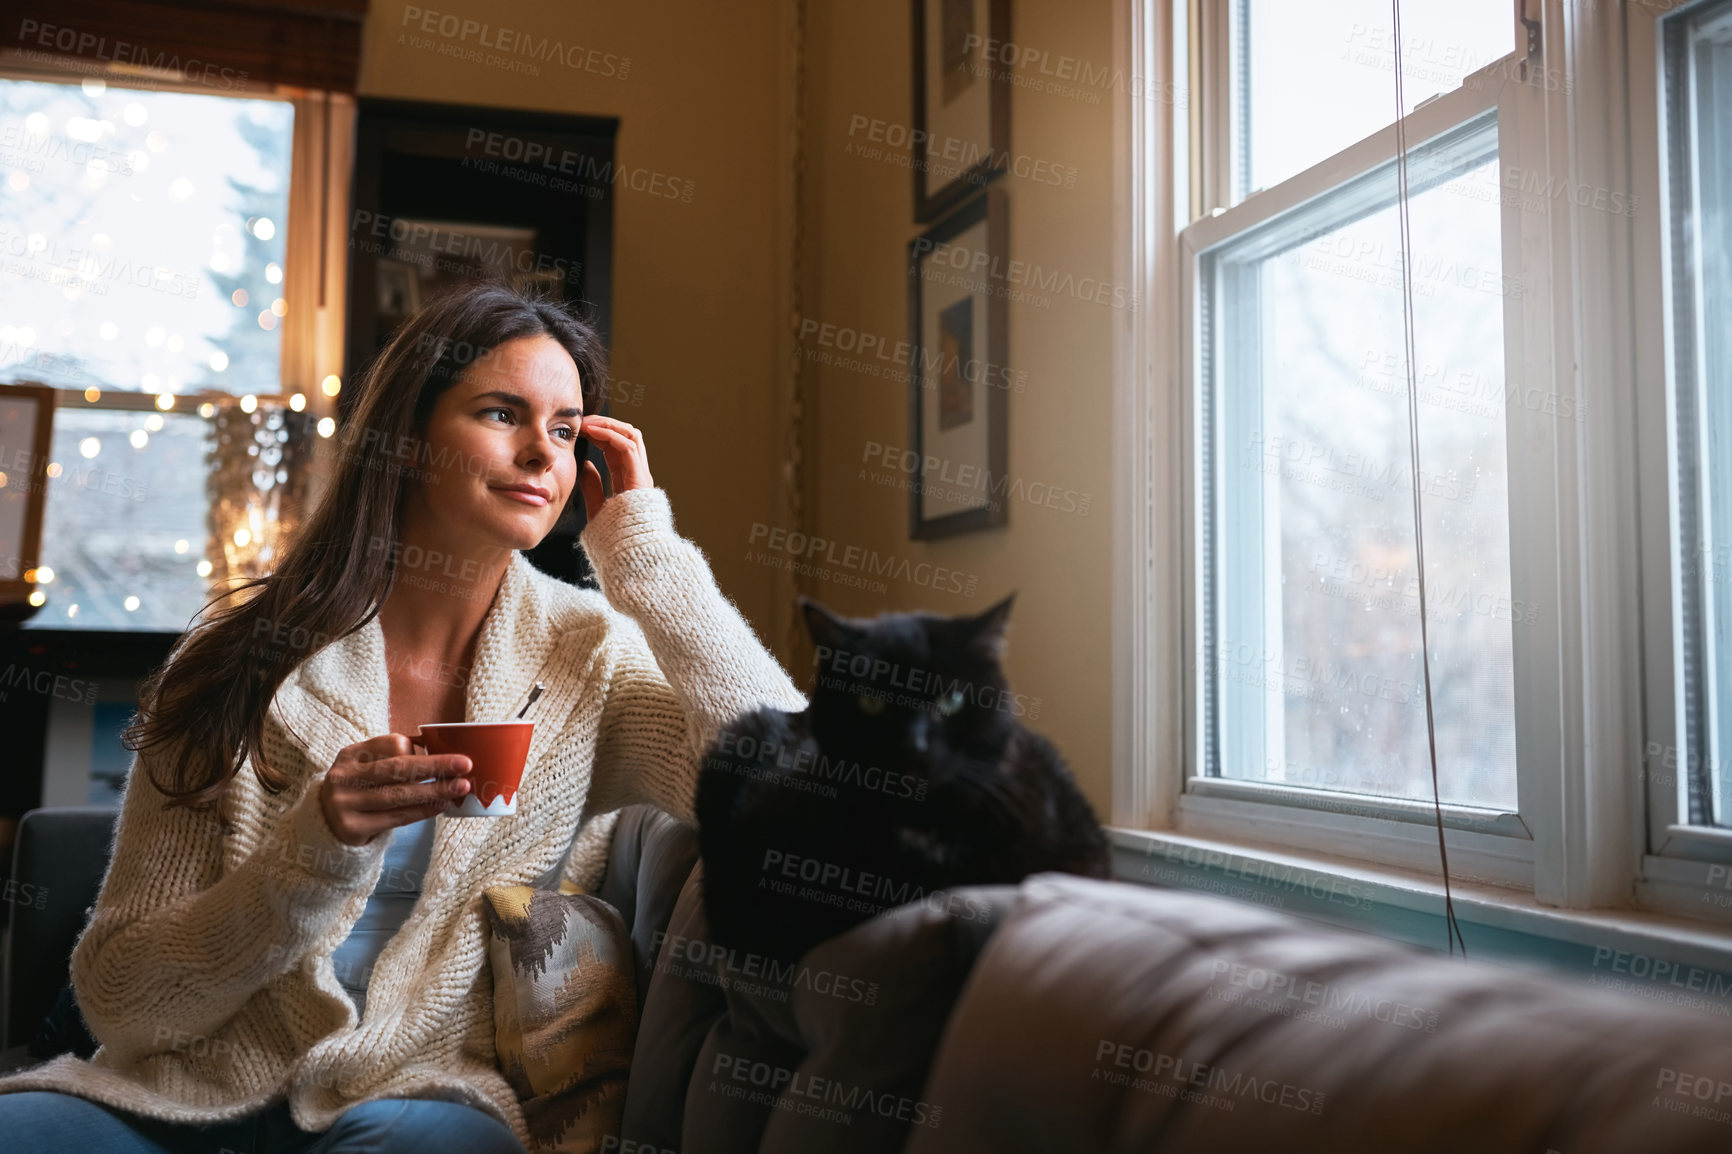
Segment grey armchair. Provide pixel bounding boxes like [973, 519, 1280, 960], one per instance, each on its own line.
[1, 806, 118, 1068]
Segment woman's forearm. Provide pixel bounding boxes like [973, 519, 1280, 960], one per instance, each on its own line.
[581, 487, 808, 818]
[584, 486, 807, 752]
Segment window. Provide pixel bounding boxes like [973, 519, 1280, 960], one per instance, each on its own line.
[1185, 1, 1536, 831]
[0, 73, 306, 631]
[1125, 0, 1732, 924]
[1664, 0, 1732, 829]
[1231, 0, 1514, 199]
[1204, 114, 1518, 812]
[37, 406, 213, 628]
[0, 78, 292, 394]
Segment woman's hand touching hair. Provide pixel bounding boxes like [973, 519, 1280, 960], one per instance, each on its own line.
[318, 735, 473, 846]
[579, 415, 656, 521]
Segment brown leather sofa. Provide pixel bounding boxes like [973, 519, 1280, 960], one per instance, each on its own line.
[11, 806, 1732, 1152]
[614, 814, 1732, 1154]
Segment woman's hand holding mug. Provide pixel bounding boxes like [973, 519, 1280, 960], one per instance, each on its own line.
[319, 735, 472, 847]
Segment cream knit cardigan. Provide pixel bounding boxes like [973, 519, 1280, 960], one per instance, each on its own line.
[0, 486, 808, 1147]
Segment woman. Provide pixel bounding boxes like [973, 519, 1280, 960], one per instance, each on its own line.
[0, 283, 807, 1151]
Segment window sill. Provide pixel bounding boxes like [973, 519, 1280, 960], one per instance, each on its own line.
[1109, 826, 1732, 1016]
[1172, 787, 1534, 889]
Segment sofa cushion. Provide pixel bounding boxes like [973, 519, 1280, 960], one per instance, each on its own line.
[617, 865, 1016, 1154]
[905, 874, 1732, 1154]
[743, 887, 1014, 1154]
[596, 805, 702, 1009]
[617, 862, 729, 1152]
[484, 885, 638, 1154]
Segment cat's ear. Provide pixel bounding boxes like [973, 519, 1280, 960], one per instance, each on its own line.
[962, 592, 1017, 659]
[799, 595, 855, 655]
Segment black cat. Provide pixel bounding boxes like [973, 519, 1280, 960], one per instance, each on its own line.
[696, 593, 1111, 965]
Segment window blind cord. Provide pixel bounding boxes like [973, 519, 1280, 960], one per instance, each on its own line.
[1391, 0, 1468, 958]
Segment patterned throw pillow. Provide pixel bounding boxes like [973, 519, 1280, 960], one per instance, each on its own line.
[483, 883, 639, 1154]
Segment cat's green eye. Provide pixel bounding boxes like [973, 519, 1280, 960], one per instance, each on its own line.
[934, 687, 966, 717]
[857, 694, 886, 715]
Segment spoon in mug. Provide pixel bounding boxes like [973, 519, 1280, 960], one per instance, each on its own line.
[517, 682, 545, 720]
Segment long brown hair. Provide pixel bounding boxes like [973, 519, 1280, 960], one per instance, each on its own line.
[124, 281, 608, 808]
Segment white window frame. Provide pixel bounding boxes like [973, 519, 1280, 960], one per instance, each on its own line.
[1183, 11, 1550, 890]
[1114, 0, 1730, 925]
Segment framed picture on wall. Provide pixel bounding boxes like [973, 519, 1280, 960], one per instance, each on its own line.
[911, 0, 1011, 223]
[0, 382, 54, 614]
[388, 220, 550, 308]
[375, 258, 421, 319]
[906, 185, 1008, 539]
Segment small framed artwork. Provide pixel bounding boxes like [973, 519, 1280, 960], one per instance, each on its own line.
[0, 382, 55, 612]
[911, 0, 1011, 223]
[389, 220, 550, 305]
[375, 258, 421, 319]
[906, 185, 1008, 539]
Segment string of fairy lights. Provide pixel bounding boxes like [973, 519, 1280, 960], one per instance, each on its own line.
[12, 377, 339, 622]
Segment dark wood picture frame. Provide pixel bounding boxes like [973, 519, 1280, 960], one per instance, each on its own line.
[0, 382, 55, 614]
[911, 0, 1011, 223]
[907, 185, 1009, 540]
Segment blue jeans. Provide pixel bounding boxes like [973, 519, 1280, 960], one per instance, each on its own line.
[0, 1092, 526, 1154]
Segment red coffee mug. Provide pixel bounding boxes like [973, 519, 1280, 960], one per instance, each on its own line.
[415, 721, 534, 817]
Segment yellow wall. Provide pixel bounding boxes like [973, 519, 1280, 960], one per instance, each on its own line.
[359, 0, 1120, 815]
[803, 0, 1119, 812]
[358, 0, 789, 632]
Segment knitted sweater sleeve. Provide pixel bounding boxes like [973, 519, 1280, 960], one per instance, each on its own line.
[69, 748, 387, 1065]
[578, 486, 808, 825]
